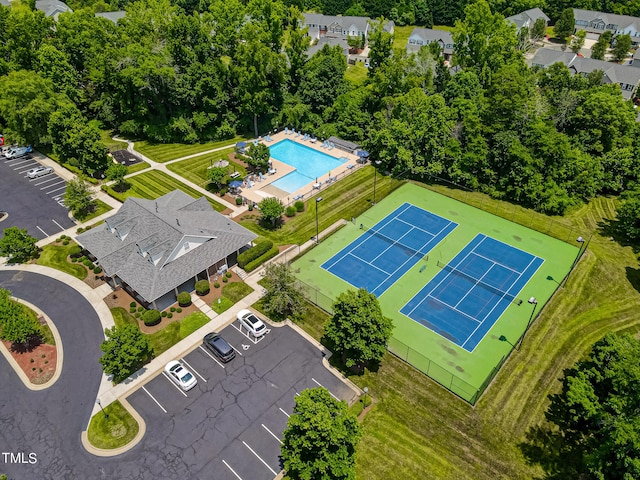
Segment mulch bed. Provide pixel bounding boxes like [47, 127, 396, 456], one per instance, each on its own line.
[2, 339, 57, 385]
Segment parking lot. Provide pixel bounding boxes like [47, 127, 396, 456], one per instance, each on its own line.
[126, 321, 356, 480]
[0, 152, 75, 239]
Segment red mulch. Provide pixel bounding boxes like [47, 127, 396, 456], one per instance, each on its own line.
[3, 340, 57, 385]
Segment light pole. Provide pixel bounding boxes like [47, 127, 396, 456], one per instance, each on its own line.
[315, 197, 323, 244]
[372, 160, 381, 205]
[516, 296, 538, 350]
[96, 399, 109, 420]
[499, 335, 518, 351]
[562, 236, 587, 287]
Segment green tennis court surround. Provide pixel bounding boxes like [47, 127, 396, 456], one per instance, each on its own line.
[291, 183, 578, 403]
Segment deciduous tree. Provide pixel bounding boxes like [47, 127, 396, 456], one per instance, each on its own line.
[324, 288, 393, 370]
[206, 166, 227, 189]
[106, 163, 128, 191]
[99, 324, 153, 383]
[281, 387, 361, 480]
[0, 227, 38, 263]
[247, 143, 271, 172]
[553, 8, 575, 42]
[63, 177, 95, 219]
[590, 30, 612, 60]
[258, 197, 285, 228]
[616, 191, 640, 242]
[0, 288, 40, 346]
[261, 262, 306, 319]
[612, 33, 632, 62]
[367, 17, 393, 76]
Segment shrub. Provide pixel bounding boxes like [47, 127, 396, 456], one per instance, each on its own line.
[93, 266, 102, 274]
[137, 306, 144, 312]
[248, 203, 254, 211]
[142, 309, 161, 327]
[295, 200, 304, 212]
[237, 240, 274, 268]
[161, 311, 167, 317]
[219, 188, 227, 196]
[167, 313, 173, 318]
[236, 197, 243, 205]
[62, 239, 70, 245]
[76, 227, 84, 234]
[225, 271, 232, 278]
[214, 281, 220, 288]
[83, 259, 92, 267]
[195, 279, 210, 295]
[177, 291, 191, 307]
[85, 225, 92, 231]
[71, 257, 77, 263]
[222, 277, 228, 283]
[129, 307, 136, 313]
[87, 263, 95, 270]
[244, 246, 279, 272]
[68, 245, 82, 257]
[56, 237, 63, 243]
[176, 307, 182, 313]
[130, 302, 137, 308]
[135, 312, 141, 318]
[285, 206, 296, 217]
[170, 307, 176, 312]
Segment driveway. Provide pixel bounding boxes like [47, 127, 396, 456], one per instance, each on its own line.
[0, 271, 355, 480]
[0, 155, 75, 239]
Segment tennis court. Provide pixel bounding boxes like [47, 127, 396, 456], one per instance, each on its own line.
[321, 203, 457, 297]
[400, 234, 543, 352]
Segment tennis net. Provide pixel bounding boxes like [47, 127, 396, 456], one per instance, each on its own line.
[436, 261, 522, 305]
[361, 224, 427, 259]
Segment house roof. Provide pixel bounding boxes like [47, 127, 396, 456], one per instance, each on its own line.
[0, 0, 11, 7]
[407, 28, 454, 54]
[308, 35, 349, 57]
[95, 10, 125, 23]
[506, 8, 550, 29]
[303, 13, 370, 33]
[531, 47, 640, 99]
[76, 191, 257, 303]
[573, 8, 640, 40]
[35, 0, 72, 18]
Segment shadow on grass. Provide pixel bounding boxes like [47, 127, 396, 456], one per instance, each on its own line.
[519, 424, 585, 480]
[598, 217, 640, 253]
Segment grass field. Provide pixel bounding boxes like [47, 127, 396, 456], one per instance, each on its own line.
[134, 137, 243, 163]
[87, 400, 139, 449]
[166, 147, 245, 188]
[238, 166, 403, 245]
[292, 183, 577, 401]
[345, 63, 368, 85]
[276, 183, 639, 479]
[99, 130, 128, 151]
[105, 170, 227, 212]
[75, 199, 112, 222]
[393, 25, 413, 49]
[36, 244, 88, 280]
[126, 161, 150, 175]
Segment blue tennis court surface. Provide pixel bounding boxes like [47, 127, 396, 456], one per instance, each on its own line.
[321, 203, 457, 297]
[400, 234, 544, 352]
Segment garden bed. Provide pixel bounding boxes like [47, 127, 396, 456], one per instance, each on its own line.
[2, 340, 57, 385]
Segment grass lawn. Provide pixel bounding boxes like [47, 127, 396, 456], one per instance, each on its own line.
[87, 400, 139, 449]
[105, 170, 226, 212]
[393, 25, 413, 49]
[75, 199, 112, 222]
[237, 166, 403, 245]
[279, 184, 639, 479]
[100, 130, 128, 151]
[212, 282, 254, 313]
[36, 244, 87, 280]
[134, 137, 244, 163]
[433, 24, 454, 32]
[126, 161, 150, 175]
[345, 63, 368, 85]
[166, 147, 244, 188]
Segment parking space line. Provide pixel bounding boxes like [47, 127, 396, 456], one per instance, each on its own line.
[141, 386, 168, 413]
[41, 181, 65, 190]
[34, 176, 59, 186]
[9, 159, 34, 167]
[311, 378, 339, 400]
[279, 407, 290, 418]
[36, 226, 48, 237]
[198, 345, 226, 369]
[161, 371, 189, 397]
[17, 166, 39, 174]
[181, 359, 207, 383]
[228, 342, 243, 356]
[242, 441, 277, 476]
[222, 460, 243, 480]
[45, 186, 67, 196]
[51, 219, 65, 231]
[261, 424, 282, 444]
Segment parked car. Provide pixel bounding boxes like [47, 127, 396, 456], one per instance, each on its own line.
[164, 360, 197, 391]
[203, 332, 236, 362]
[5, 145, 32, 159]
[236, 309, 267, 337]
[26, 166, 53, 179]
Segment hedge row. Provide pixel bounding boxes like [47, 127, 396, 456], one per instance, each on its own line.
[244, 246, 279, 272]
[238, 240, 273, 268]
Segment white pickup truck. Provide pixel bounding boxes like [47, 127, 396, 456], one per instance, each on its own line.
[4, 145, 33, 159]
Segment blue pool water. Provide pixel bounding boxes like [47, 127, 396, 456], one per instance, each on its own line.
[269, 139, 347, 193]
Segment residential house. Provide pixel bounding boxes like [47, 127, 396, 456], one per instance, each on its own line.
[573, 9, 640, 44]
[0, 0, 11, 8]
[531, 47, 640, 99]
[632, 49, 640, 67]
[505, 8, 550, 30]
[35, 0, 72, 19]
[307, 35, 350, 59]
[95, 10, 126, 23]
[76, 191, 257, 310]
[406, 28, 454, 62]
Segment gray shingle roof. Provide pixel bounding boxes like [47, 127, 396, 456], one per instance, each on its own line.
[95, 10, 125, 23]
[506, 8, 550, 29]
[76, 191, 257, 303]
[531, 49, 577, 67]
[573, 8, 640, 41]
[303, 14, 370, 34]
[307, 35, 349, 58]
[35, 0, 72, 18]
[0, 0, 11, 7]
[407, 28, 454, 54]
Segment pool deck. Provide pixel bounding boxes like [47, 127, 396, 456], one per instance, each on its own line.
[239, 131, 363, 206]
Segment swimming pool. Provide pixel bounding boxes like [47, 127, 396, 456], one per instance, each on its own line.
[269, 139, 347, 193]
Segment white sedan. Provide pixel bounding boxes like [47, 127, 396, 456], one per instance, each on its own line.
[164, 360, 197, 391]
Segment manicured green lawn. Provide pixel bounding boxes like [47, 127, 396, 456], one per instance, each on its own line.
[212, 296, 234, 314]
[278, 187, 639, 479]
[75, 199, 112, 222]
[87, 400, 139, 449]
[126, 161, 150, 175]
[179, 312, 209, 338]
[105, 170, 226, 212]
[100, 130, 128, 151]
[238, 166, 403, 245]
[166, 147, 244, 188]
[111, 307, 138, 327]
[433, 24, 454, 32]
[221, 282, 254, 303]
[393, 25, 413, 49]
[345, 63, 368, 85]
[134, 137, 244, 163]
[36, 244, 87, 280]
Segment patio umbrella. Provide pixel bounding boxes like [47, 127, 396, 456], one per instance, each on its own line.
[229, 180, 243, 188]
[358, 150, 370, 158]
[213, 160, 229, 168]
[236, 142, 247, 148]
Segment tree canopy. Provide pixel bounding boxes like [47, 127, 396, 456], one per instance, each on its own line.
[99, 324, 153, 383]
[261, 262, 306, 319]
[0, 227, 38, 263]
[258, 197, 284, 228]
